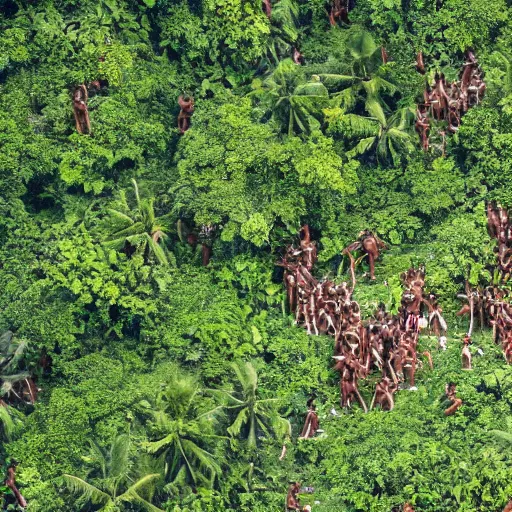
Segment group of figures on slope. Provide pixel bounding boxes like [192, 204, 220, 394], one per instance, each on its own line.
[457, 284, 512, 367]
[487, 202, 512, 283]
[278, 227, 447, 422]
[452, 202, 512, 369]
[415, 50, 486, 152]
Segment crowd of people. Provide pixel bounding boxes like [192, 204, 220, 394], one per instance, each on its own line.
[280, 210, 512, 510]
[487, 202, 512, 282]
[415, 50, 486, 152]
[279, 227, 445, 420]
[453, 203, 512, 367]
[457, 284, 512, 365]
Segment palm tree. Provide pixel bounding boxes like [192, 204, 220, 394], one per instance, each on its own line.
[1, 331, 29, 400]
[0, 330, 32, 442]
[346, 30, 385, 79]
[351, 106, 416, 165]
[325, 105, 415, 165]
[0, 330, 31, 440]
[251, 59, 330, 135]
[318, 30, 397, 128]
[140, 369, 223, 488]
[63, 433, 163, 512]
[264, 0, 301, 66]
[104, 179, 171, 265]
[219, 361, 291, 450]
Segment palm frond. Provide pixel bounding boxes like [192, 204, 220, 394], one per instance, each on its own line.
[319, 74, 358, 90]
[294, 81, 329, 97]
[1, 372, 31, 387]
[146, 234, 169, 266]
[106, 221, 145, 241]
[326, 111, 379, 138]
[232, 361, 257, 395]
[272, 0, 299, 41]
[363, 76, 397, 96]
[131, 179, 141, 209]
[145, 434, 175, 455]
[347, 136, 377, 158]
[0, 331, 14, 355]
[364, 96, 387, 126]
[0, 405, 15, 440]
[347, 30, 377, 61]
[489, 429, 512, 445]
[119, 473, 162, 501]
[180, 439, 221, 477]
[331, 87, 358, 111]
[227, 407, 249, 438]
[88, 439, 107, 479]
[107, 208, 135, 226]
[63, 474, 111, 506]
[110, 433, 130, 479]
[119, 490, 164, 512]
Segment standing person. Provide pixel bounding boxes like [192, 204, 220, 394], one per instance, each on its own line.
[286, 482, 301, 511]
[299, 399, 319, 439]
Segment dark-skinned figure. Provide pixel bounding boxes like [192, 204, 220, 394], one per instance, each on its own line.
[293, 48, 304, 65]
[370, 376, 396, 411]
[443, 382, 463, 416]
[426, 293, 447, 338]
[381, 46, 389, 65]
[415, 50, 485, 151]
[415, 104, 430, 151]
[262, 0, 272, 17]
[73, 84, 91, 134]
[299, 225, 317, 271]
[299, 399, 319, 439]
[198, 224, 215, 266]
[5, 461, 27, 509]
[178, 95, 194, 134]
[415, 51, 425, 74]
[333, 353, 368, 413]
[328, 0, 351, 25]
[462, 334, 472, 370]
[286, 482, 302, 511]
[342, 230, 388, 281]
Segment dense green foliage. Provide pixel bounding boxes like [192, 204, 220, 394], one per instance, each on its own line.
[2, 0, 512, 510]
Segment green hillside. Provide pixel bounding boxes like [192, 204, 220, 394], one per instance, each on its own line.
[1, 0, 512, 510]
